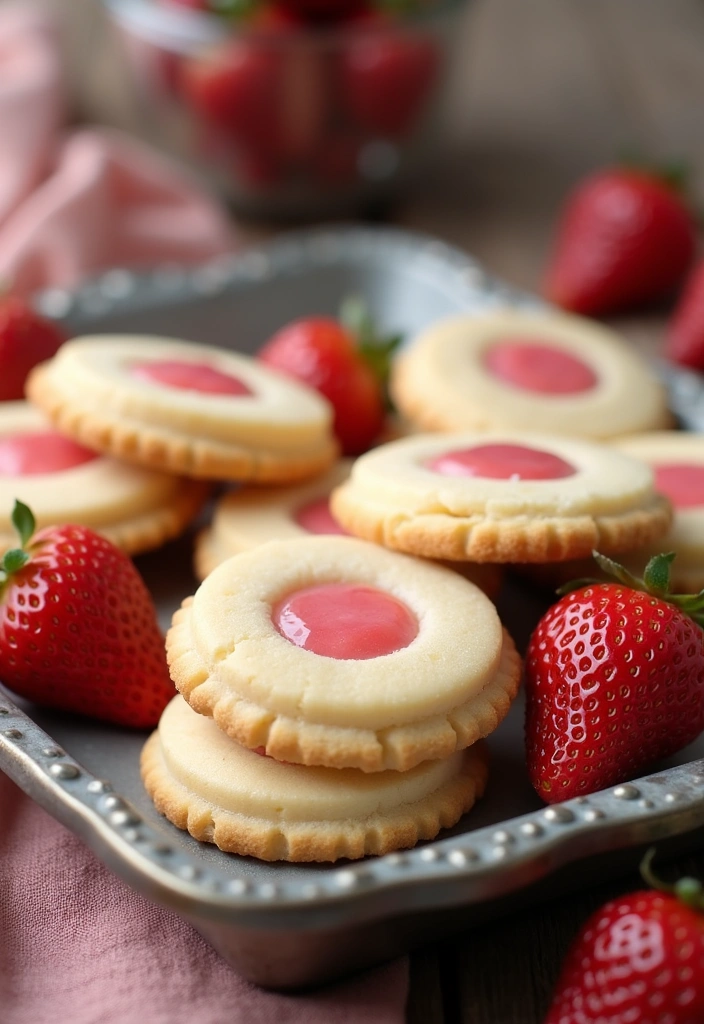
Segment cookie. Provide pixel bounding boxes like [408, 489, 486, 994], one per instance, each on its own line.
[390, 308, 670, 440]
[330, 432, 672, 563]
[167, 535, 522, 772]
[612, 431, 704, 592]
[194, 459, 354, 580]
[194, 459, 502, 597]
[0, 402, 209, 555]
[27, 335, 337, 483]
[141, 696, 489, 862]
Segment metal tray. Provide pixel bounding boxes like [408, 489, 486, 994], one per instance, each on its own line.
[3, 226, 704, 990]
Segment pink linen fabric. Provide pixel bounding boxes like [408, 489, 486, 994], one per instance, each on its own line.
[0, 4, 235, 296]
[0, 775, 409, 1024]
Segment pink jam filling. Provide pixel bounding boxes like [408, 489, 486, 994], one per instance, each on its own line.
[0, 432, 98, 476]
[426, 443, 576, 480]
[484, 338, 598, 394]
[130, 359, 253, 396]
[294, 497, 349, 536]
[654, 463, 704, 509]
[273, 583, 418, 660]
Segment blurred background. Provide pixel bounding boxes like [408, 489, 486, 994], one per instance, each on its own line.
[15, 0, 703, 298]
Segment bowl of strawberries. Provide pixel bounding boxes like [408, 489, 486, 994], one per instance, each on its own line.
[102, 0, 467, 216]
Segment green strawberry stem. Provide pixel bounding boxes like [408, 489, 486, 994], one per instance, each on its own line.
[339, 296, 403, 409]
[0, 500, 35, 589]
[640, 848, 704, 912]
[207, 0, 259, 21]
[617, 155, 690, 195]
[558, 550, 704, 630]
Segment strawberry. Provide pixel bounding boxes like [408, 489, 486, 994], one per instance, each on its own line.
[545, 850, 704, 1023]
[181, 42, 282, 158]
[0, 296, 65, 401]
[257, 299, 401, 455]
[274, 0, 369, 21]
[525, 552, 704, 803]
[338, 27, 440, 138]
[544, 168, 697, 315]
[0, 501, 174, 728]
[182, 28, 325, 171]
[664, 259, 704, 371]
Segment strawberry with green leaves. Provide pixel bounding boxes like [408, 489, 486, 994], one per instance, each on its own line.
[544, 167, 696, 315]
[0, 501, 174, 728]
[258, 298, 401, 455]
[525, 551, 704, 803]
[545, 850, 704, 1023]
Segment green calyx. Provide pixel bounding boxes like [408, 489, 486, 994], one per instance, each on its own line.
[617, 155, 690, 196]
[0, 500, 36, 590]
[640, 848, 704, 912]
[558, 551, 704, 629]
[339, 296, 403, 409]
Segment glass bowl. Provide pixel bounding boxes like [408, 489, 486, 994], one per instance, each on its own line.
[102, 0, 470, 218]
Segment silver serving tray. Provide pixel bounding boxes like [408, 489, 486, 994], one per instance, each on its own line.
[3, 226, 704, 990]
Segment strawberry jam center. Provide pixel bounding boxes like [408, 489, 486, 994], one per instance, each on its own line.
[427, 443, 576, 480]
[654, 463, 704, 509]
[484, 339, 598, 394]
[294, 497, 348, 535]
[273, 583, 418, 660]
[130, 359, 253, 396]
[0, 432, 98, 476]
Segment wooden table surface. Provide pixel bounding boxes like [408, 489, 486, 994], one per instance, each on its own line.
[42, 0, 704, 1019]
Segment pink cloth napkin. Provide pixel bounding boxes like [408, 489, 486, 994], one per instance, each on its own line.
[0, 5, 409, 1020]
[0, 4, 235, 296]
[0, 775, 408, 1024]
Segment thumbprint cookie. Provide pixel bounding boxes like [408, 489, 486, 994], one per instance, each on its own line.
[390, 308, 670, 440]
[330, 432, 671, 563]
[0, 402, 208, 555]
[167, 535, 521, 772]
[194, 459, 354, 580]
[26, 335, 337, 483]
[141, 696, 489, 862]
[612, 431, 704, 592]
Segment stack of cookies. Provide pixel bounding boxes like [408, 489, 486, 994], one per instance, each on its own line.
[10, 304, 685, 863]
[144, 533, 522, 861]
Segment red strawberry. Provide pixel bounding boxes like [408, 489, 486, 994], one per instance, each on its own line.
[258, 299, 400, 455]
[182, 42, 282, 156]
[545, 851, 704, 1023]
[664, 260, 704, 371]
[544, 168, 697, 315]
[182, 32, 325, 170]
[0, 296, 65, 401]
[339, 28, 440, 138]
[274, 0, 369, 22]
[525, 552, 704, 803]
[0, 501, 174, 728]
